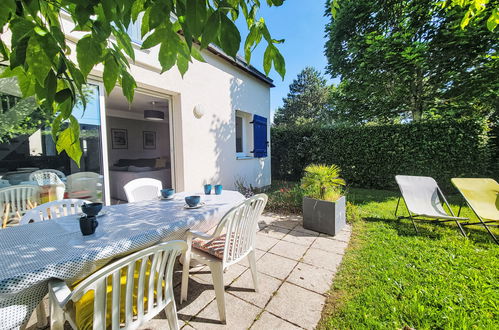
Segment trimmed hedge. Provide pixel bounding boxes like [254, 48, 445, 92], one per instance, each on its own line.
[271, 120, 496, 191]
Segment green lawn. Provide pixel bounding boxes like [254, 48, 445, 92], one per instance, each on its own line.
[318, 188, 499, 329]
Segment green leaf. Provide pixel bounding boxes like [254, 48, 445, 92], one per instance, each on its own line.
[16, 69, 36, 97]
[103, 55, 119, 95]
[51, 113, 62, 141]
[141, 28, 165, 49]
[56, 115, 82, 166]
[26, 36, 52, 85]
[158, 39, 178, 72]
[10, 18, 35, 47]
[0, 0, 15, 27]
[131, 0, 146, 22]
[120, 70, 136, 104]
[219, 14, 241, 57]
[76, 35, 103, 76]
[113, 29, 135, 61]
[263, 44, 273, 75]
[186, 0, 207, 37]
[177, 53, 189, 77]
[191, 46, 206, 62]
[201, 11, 221, 49]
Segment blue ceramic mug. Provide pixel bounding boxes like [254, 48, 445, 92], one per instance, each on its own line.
[161, 188, 175, 198]
[185, 195, 201, 207]
[204, 184, 212, 195]
[214, 184, 223, 195]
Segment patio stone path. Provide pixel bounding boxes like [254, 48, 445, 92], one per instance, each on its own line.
[26, 213, 351, 329]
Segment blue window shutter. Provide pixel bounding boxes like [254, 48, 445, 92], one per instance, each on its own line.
[252, 115, 268, 158]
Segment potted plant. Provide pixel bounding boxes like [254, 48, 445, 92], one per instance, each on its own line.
[301, 164, 346, 236]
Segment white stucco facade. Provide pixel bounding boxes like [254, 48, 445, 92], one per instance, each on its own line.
[62, 16, 273, 195]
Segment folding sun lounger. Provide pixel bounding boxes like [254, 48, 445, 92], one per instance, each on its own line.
[395, 175, 467, 236]
[451, 178, 499, 244]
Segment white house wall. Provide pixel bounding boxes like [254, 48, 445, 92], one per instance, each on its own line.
[3, 15, 272, 193]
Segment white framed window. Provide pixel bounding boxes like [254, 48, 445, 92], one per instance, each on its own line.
[235, 110, 253, 159]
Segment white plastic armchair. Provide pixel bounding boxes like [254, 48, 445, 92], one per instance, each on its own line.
[49, 240, 187, 330]
[0, 185, 39, 228]
[20, 199, 89, 225]
[29, 169, 66, 182]
[180, 194, 268, 322]
[124, 178, 163, 203]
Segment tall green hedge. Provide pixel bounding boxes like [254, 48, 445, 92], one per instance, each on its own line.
[271, 120, 496, 191]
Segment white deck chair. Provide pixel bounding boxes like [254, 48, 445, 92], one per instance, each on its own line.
[180, 194, 268, 322]
[0, 185, 39, 228]
[395, 175, 467, 236]
[20, 199, 89, 225]
[49, 240, 187, 330]
[124, 178, 162, 203]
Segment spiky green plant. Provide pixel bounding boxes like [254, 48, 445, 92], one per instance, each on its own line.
[301, 164, 346, 201]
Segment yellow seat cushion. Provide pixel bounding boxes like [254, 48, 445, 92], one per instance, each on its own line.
[72, 259, 165, 329]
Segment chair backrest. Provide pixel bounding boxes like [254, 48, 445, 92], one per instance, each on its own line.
[66, 172, 102, 200]
[29, 169, 66, 183]
[68, 240, 186, 329]
[19, 199, 89, 225]
[210, 194, 268, 267]
[124, 178, 163, 203]
[451, 178, 499, 221]
[395, 175, 449, 217]
[0, 185, 39, 219]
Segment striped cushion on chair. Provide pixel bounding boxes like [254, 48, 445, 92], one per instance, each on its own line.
[192, 235, 227, 259]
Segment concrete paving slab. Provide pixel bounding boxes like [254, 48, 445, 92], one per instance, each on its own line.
[268, 239, 309, 261]
[256, 253, 298, 280]
[287, 262, 335, 294]
[311, 236, 349, 255]
[251, 311, 302, 330]
[302, 247, 343, 271]
[266, 282, 325, 329]
[227, 270, 282, 308]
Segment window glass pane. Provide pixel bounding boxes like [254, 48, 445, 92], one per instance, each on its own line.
[0, 71, 104, 210]
[236, 116, 243, 153]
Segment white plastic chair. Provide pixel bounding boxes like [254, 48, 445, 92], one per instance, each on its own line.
[20, 199, 89, 225]
[29, 169, 66, 182]
[180, 194, 268, 322]
[124, 178, 163, 203]
[0, 185, 39, 228]
[66, 172, 102, 202]
[49, 240, 187, 330]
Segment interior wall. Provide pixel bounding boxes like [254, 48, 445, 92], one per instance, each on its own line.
[106, 116, 170, 166]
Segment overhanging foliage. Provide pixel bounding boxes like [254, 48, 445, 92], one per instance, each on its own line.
[0, 0, 286, 164]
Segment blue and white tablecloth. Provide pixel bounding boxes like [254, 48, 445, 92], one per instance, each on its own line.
[0, 191, 244, 329]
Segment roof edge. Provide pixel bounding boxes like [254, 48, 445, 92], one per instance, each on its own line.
[206, 44, 275, 88]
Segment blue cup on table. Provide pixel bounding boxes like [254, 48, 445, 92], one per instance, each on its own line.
[204, 184, 212, 195]
[214, 184, 223, 195]
[185, 195, 201, 207]
[161, 188, 175, 198]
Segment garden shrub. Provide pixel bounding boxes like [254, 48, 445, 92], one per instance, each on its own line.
[271, 119, 495, 191]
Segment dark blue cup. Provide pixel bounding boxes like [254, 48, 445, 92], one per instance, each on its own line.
[185, 195, 201, 207]
[161, 188, 175, 198]
[81, 203, 102, 217]
[79, 216, 99, 236]
[214, 184, 223, 195]
[204, 184, 212, 195]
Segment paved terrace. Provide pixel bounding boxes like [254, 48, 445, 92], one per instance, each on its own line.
[27, 213, 351, 329]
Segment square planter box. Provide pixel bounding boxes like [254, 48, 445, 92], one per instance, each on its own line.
[303, 196, 346, 236]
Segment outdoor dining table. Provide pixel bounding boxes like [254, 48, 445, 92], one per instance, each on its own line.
[0, 190, 244, 329]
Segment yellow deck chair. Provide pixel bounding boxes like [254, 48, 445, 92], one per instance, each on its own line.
[451, 178, 499, 244]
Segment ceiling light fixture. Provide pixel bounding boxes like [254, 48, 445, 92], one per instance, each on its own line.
[144, 101, 164, 121]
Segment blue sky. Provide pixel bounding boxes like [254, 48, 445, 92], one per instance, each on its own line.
[236, 0, 338, 117]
